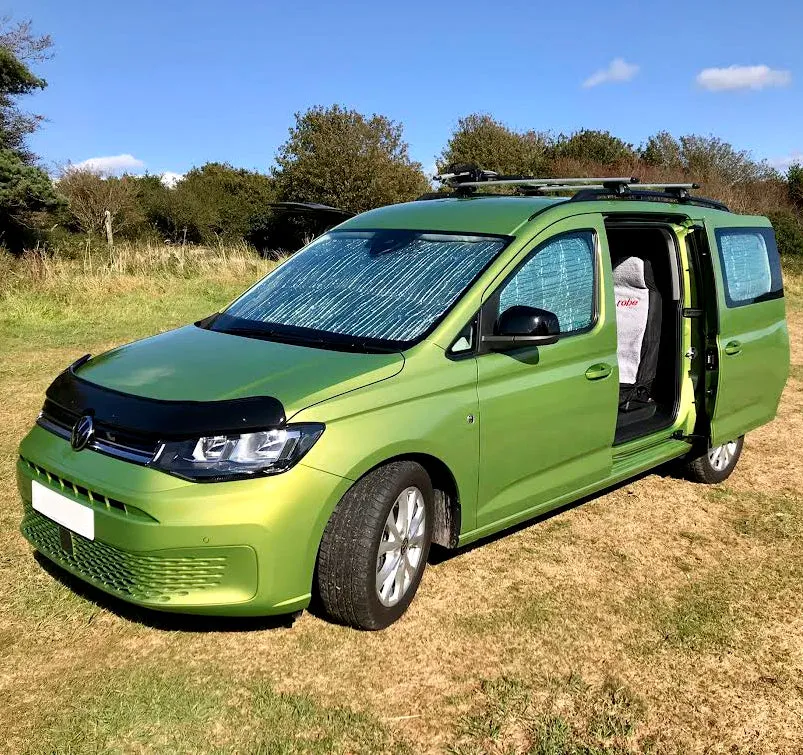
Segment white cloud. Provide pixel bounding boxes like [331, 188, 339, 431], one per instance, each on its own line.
[583, 58, 639, 88]
[696, 65, 791, 91]
[66, 156, 185, 185]
[769, 151, 803, 171]
[160, 171, 184, 188]
[71, 153, 145, 175]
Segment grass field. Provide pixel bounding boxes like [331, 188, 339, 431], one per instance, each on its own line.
[1, 248, 801, 754]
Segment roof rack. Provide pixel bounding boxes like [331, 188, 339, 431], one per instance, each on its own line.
[568, 187, 729, 211]
[435, 166, 638, 191]
[432, 166, 730, 211]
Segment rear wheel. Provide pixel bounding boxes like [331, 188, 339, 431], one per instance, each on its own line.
[315, 461, 433, 630]
[683, 436, 744, 484]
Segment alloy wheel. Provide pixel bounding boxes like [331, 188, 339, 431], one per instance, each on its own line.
[375, 486, 427, 607]
[708, 440, 739, 472]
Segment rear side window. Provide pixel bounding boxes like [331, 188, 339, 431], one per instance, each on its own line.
[497, 231, 596, 334]
[715, 228, 783, 307]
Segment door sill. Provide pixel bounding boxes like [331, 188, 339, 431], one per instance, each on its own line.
[614, 407, 677, 446]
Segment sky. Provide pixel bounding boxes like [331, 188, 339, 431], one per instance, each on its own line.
[15, 0, 803, 181]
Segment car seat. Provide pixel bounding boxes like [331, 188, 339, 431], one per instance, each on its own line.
[613, 256, 662, 417]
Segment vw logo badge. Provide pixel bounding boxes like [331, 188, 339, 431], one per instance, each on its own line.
[70, 415, 95, 451]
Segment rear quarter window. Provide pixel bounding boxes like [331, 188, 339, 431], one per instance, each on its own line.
[714, 227, 783, 307]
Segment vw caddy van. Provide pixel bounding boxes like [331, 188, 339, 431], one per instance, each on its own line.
[18, 171, 790, 630]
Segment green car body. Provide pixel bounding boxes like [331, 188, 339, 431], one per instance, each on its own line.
[17, 193, 790, 625]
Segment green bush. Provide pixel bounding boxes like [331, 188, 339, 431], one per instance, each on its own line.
[788, 163, 803, 210]
[641, 130, 684, 168]
[0, 147, 60, 250]
[166, 164, 276, 245]
[124, 165, 276, 247]
[551, 129, 636, 166]
[768, 210, 803, 258]
[679, 135, 777, 183]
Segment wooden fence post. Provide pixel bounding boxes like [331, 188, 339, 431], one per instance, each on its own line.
[104, 210, 114, 247]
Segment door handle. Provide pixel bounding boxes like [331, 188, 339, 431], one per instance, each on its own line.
[724, 340, 742, 356]
[585, 363, 612, 380]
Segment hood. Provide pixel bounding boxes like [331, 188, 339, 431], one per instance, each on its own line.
[75, 325, 404, 417]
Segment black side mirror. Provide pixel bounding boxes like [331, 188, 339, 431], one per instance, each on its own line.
[482, 305, 560, 351]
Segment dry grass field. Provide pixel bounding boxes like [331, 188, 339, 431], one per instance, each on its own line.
[0, 248, 801, 754]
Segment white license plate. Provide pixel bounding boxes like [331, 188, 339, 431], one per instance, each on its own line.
[31, 480, 95, 540]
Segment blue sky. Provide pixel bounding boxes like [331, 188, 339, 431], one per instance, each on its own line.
[17, 0, 803, 180]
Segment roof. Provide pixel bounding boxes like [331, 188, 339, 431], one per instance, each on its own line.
[336, 192, 745, 238]
[338, 196, 567, 236]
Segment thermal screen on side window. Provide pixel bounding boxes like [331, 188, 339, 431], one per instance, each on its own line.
[498, 231, 596, 333]
[715, 228, 783, 307]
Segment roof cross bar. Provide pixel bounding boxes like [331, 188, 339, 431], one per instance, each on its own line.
[528, 182, 694, 193]
[524, 184, 608, 192]
[633, 183, 700, 191]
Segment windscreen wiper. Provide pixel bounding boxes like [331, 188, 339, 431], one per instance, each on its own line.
[218, 326, 398, 354]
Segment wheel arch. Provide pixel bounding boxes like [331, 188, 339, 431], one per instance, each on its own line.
[320, 452, 462, 551]
[394, 453, 462, 548]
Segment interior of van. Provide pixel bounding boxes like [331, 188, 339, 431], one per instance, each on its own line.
[606, 223, 683, 444]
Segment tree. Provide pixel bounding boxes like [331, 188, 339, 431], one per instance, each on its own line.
[0, 147, 59, 248]
[0, 20, 54, 250]
[0, 18, 51, 160]
[57, 168, 141, 244]
[122, 165, 277, 247]
[787, 163, 803, 210]
[551, 129, 636, 166]
[127, 173, 173, 239]
[274, 105, 429, 213]
[639, 131, 779, 187]
[678, 135, 776, 183]
[767, 209, 803, 258]
[641, 131, 684, 168]
[0, 17, 53, 61]
[439, 114, 549, 176]
[174, 163, 275, 242]
[139, 162, 274, 245]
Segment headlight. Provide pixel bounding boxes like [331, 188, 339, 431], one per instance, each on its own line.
[151, 423, 324, 482]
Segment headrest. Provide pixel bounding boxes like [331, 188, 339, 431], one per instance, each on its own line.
[613, 256, 655, 290]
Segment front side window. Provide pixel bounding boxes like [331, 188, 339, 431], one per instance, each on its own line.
[211, 230, 508, 349]
[715, 228, 783, 307]
[497, 231, 596, 334]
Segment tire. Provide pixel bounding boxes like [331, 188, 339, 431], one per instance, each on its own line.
[683, 436, 744, 484]
[315, 461, 433, 630]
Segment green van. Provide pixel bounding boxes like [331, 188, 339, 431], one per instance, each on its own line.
[17, 173, 790, 630]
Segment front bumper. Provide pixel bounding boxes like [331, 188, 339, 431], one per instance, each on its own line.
[17, 426, 353, 616]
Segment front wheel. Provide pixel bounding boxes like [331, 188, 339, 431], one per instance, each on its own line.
[315, 461, 433, 630]
[683, 436, 744, 484]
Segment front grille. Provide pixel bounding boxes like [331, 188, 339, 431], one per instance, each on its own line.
[39, 399, 159, 465]
[22, 509, 228, 603]
[21, 457, 156, 522]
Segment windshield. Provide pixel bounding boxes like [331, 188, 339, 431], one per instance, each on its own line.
[208, 229, 509, 349]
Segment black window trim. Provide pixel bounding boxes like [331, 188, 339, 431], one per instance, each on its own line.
[714, 226, 784, 309]
[446, 311, 480, 360]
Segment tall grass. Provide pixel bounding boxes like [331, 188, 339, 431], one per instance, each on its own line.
[0, 241, 279, 351]
[0, 240, 277, 296]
